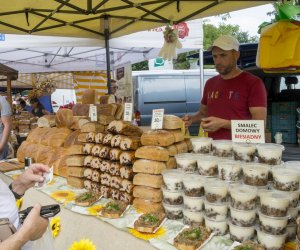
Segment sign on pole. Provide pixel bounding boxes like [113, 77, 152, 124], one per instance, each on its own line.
[231, 120, 265, 143]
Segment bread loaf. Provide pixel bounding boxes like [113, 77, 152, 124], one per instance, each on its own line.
[77, 133, 88, 143]
[67, 167, 85, 177]
[120, 166, 134, 180]
[98, 115, 115, 125]
[133, 159, 166, 174]
[100, 186, 110, 198]
[84, 180, 92, 190]
[57, 166, 68, 178]
[100, 160, 110, 172]
[67, 176, 84, 188]
[99, 94, 115, 104]
[115, 104, 124, 120]
[66, 145, 84, 155]
[111, 189, 120, 200]
[84, 168, 93, 179]
[91, 182, 101, 193]
[99, 146, 110, 159]
[120, 151, 135, 166]
[109, 162, 121, 176]
[70, 116, 89, 130]
[110, 176, 122, 189]
[66, 155, 85, 167]
[83, 155, 93, 167]
[91, 157, 101, 169]
[37, 115, 56, 128]
[141, 130, 175, 147]
[91, 170, 101, 182]
[17, 141, 38, 162]
[135, 146, 169, 162]
[95, 132, 105, 144]
[166, 157, 176, 169]
[107, 120, 143, 136]
[133, 198, 163, 213]
[184, 138, 193, 152]
[36, 145, 55, 165]
[26, 127, 49, 144]
[166, 129, 185, 142]
[64, 130, 81, 147]
[133, 186, 162, 202]
[111, 135, 125, 148]
[86, 132, 96, 143]
[81, 122, 105, 133]
[91, 144, 102, 157]
[101, 173, 111, 186]
[166, 144, 178, 156]
[133, 173, 163, 188]
[56, 109, 73, 128]
[120, 179, 134, 194]
[163, 115, 183, 130]
[83, 143, 95, 155]
[120, 136, 141, 151]
[110, 148, 122, 161]
[120, 192, 133, 204]
[103, 133, 114, 146]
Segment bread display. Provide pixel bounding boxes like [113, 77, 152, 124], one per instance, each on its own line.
[103, 133, 114, 146]
[95, 132, 105, 144]
[86, 132, 96, 142]
[83, 143, 95, 155]
[111, 134, 124, 148]
[173, 226, 211, 250]
[67, 167, 85, 178]
[163, 115, 183, 130]
[135, 146, 169, 162]
[101, 173, 111, 186]
[99, 160, 110, 172]
[107, 120, 143, 136]
[100, 200, 128, 219]
[133, 173, 163, 189]
[120, 137, 141, 151]
[110, 148, 122, 161]
[99, 146, 110, 159]
[120, 166, 134, 180]
[109, 162, 121, 176]
[120, 151, 135, 166]
[66, 155, 85, 167]
[134, 213, 165, 233]
[141, 130, 175, 147]
[75, 192, 99, 207]
[133, 186, 163, 202]
[110, 176, 122, 189]
[120, 179, 134, 194]
[133, 159, 167, 175]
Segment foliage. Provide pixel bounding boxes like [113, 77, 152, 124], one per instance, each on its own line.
[132, 60, 148, 71]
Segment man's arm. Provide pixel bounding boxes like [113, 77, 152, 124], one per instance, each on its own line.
[183, 105, 208, 127]
[0, 115, 11, 153]
[249, 107, 267, 126]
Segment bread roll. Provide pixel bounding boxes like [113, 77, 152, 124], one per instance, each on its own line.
[100, 185, 110, 198]
[99, 160, 110, 172]
[108, 120, 143, 136]
[37, 115, 56, 128]
[83, 155, 93, 167]
[175, 141, 188, 154]
[133, 173, 163, 188]
[141, 130, 175, 147]
[109, 162, 121, 176]
[133, 159, 166, 174]
[66, 155, 85, 167]
[99, 146, 110, 159]
[98, 115, 115, 125]
[101, 173, 111, 186]
[163, 115, 183, 130]
[95, 132, 105, 144]
[133, 186, 162, 202]
[67, 167, 85, 178]
[81, 89, 96, 104]
[184, 138, 193, 152]
[110, 176, 122, 189]
[66, 145, 84, 155]
[120, 166, 134, 180]
[70, 116, 89, 130]
[133, 198, 163, 213]
[103, 133, 114, 146]
[120, 151, 135, 166]
[166, 144, 178, 156]
[91, 182, 101, 193]
[91, 170, 101, 182]
[115, 104, 124, 120]
[81, 122, 105, 133]
[83, 143, 95, 155]
[111, 134, 125, 148]
[56, 109, 73, 128]
[99, 94, 115, 104]
[135, 146, 169, 162]
[165, 129, 185, 142]
[84, 168, 93, 179]
[110, 148, 122, 161]
[86, 132, 96, 143]
[64, 130, 81, 147]
[120, 192, 133, 204]
[120, 136, 141, 151]
[120, 179, 134, 194]
[91, 157, 101, 169]
[77, 133, 88, 143]
[84, 180, 92, 190]
[91, 144, 102, 157]
[67, 176, 84, 188]
[166, 157, 176, 169]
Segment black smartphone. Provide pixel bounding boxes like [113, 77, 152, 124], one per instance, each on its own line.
[19, 204, 60, 223]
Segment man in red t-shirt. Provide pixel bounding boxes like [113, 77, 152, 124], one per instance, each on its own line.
[183, 35, 267, 140]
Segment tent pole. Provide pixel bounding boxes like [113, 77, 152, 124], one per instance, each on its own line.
[104, 16, 112, 94]
[199, 48, 204, 96]
[7, 76, 12, 107]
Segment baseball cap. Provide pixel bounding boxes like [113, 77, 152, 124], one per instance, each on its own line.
[207, 35, 239, 51]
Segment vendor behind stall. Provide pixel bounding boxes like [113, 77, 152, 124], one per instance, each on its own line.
[30, 98, 50, 117]
[19, 99, 32, 112]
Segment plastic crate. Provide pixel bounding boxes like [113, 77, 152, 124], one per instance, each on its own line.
[272, 114, 297, 130]
[272, 129, 297, 144]
[272, 102, 299, 115]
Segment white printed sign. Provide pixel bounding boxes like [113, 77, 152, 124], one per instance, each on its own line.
[231, 120, 265, 143]
[151, 109, 164, 130]
[89, 105, 97, 122]
[123, 103, 133, 121]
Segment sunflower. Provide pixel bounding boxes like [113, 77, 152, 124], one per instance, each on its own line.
[128, 227, 166, 241]
[87, 205, 103, 216]
[50, 217, 61, 238]
[50, 190, 76, 203]
[68, 239, 96, 250]
[15, 198, 23, 210]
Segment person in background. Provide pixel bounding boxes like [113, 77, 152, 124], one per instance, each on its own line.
[19, 99, 32, 113]
[111, 80, 122, 103]
[0, 163, 49, 249]
[30, 98, 50, 118]
[0, 95, 12, 160]
[183, 35, 267, 140]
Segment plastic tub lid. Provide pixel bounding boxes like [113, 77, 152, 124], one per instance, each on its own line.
[256, 143, 285, 151]
[191, 137, 213, 142]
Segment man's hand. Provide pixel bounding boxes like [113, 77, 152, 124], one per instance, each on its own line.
[182, 115, 193, 127]
[201, 116, 230, 132]
[11, 164, 49, 196]
[19, 204, 49, 241]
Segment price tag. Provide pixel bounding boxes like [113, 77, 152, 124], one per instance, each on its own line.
[151, 109, 164, 130]
[123, 103, 133, 122]
[231, 120, 265, 143]
[89, 104, 97, 122]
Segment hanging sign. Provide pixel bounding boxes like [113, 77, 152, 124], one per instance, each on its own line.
[123, 103, 133, 121]
[231, 120, 265, 143]
[151, 109, 164, 130]
[89, 104, 97, 122]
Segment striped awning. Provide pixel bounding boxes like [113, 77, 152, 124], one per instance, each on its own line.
[73, 71, 108, 103]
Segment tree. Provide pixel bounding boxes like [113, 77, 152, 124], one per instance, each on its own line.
[132, 60, 148, 71]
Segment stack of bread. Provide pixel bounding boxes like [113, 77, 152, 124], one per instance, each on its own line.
[79, 120, 143, 203]
[132, 115, 192, 213]
[13, 111, 38, 134]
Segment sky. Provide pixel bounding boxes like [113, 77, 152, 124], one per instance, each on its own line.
[203, 4, 275, 37]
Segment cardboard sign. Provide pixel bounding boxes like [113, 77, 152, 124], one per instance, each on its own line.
[231, 120, 265, 143]
[89, 104, 97, 122]
[151, 109, 164, 130]
[123, 103, 133, 121]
